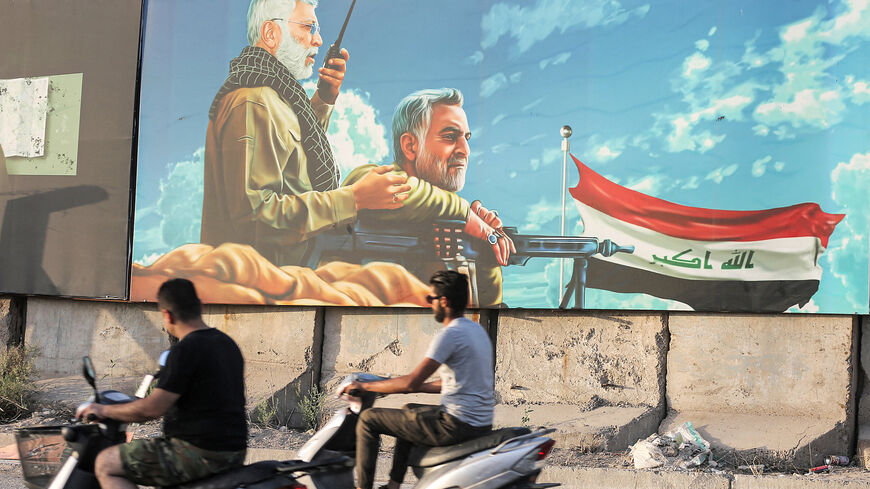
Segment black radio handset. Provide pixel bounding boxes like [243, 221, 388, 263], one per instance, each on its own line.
[317, 0, 357, 94]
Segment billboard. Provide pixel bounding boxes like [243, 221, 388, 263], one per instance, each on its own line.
[0, 0, 142, 298]
[131, 0, 870, 313]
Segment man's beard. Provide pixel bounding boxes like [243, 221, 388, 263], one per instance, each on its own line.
[415, 145, 467, 192]
[275, 31, 316, 79]
[433, 305, 446, 323]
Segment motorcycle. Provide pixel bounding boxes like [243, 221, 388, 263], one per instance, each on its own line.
[296, 373, 560, 489]
[16, 354, 353, 489]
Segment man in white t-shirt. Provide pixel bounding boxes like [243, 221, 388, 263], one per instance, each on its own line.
[341, 270, 494, 489]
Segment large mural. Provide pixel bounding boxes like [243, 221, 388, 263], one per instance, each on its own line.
[130, 0, 870, 313]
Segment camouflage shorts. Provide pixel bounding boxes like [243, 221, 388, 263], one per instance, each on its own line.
[118, 437, 245, 487]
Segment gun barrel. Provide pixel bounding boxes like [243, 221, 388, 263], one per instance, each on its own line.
[312, 222, 634, 269]
[510, 235, 600, 258]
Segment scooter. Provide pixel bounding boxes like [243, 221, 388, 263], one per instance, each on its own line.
[17, 354, 353, 489]
[296, 373, 560, 489]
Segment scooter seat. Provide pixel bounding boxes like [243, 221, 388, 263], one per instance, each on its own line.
[407, 427, 531, 468]
[165, 460, 295, 489]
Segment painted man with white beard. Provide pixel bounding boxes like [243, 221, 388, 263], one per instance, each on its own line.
[201, 0, 410, 267]
[343, 88, 515, 306]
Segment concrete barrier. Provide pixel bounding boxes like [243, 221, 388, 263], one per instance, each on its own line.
[320, 307, 493, 385]
[663, 313, 858, 469]
[203, 305, 321, 428]
[23, 298, 322, 428]
[320, 307, 444, 386]
[0, 297, 25, 350]
[16, 297, 868, 469]
[494, 310, 668, 451]
[857, 318, 870, 468]
[318, 308, 495, 424]
[25, 298, 168, 377]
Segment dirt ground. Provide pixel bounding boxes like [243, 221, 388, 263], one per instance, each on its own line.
[5, 408, 870, 487]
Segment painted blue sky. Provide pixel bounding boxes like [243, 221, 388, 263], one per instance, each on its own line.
[134, 0, 870, 313]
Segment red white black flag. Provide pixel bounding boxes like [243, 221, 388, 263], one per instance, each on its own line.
[569, 155, 845, 312]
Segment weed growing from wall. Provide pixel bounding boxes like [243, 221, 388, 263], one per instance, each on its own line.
[255, 398, 280, 427]
[298, 384, 327, 431]
[521, 406, 534, 428]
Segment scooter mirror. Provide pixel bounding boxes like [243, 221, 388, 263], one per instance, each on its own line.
[158, 350, 170, 367]
[82, 356, 97, 388]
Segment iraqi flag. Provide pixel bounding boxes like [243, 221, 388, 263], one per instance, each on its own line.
[569, 155, 845, 312]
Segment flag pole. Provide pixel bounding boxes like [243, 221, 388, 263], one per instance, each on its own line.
[559, 125, 573, 298]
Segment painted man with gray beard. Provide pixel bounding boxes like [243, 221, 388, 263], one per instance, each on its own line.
[202, 0, 409, 267]
[342, 88, 515, 306]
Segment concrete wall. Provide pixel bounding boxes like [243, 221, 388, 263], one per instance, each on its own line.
[202, 305, 321, 427]
[664, 314, 858, 468]
[493, 310, 668, 450]
[495, 310, 666, 408]
[858, 319, 870, 426]
[321, 307, 448, 387]
[23, 298, 322, 426]
[318, 308, 494, 413]
[25, 298, 168, 377]
[0, 297, 25, 351]
[11, 296, 870, 466]
[667, 314, 856, 418]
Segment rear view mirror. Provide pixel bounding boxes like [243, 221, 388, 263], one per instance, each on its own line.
[82, 357, 96, 388]
[82, 356, 100, 403]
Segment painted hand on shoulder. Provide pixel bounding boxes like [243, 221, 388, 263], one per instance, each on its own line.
[351, 165, 411, 210]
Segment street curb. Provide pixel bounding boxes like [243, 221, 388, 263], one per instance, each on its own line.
[7, 442, 870, 488]
[732, 474, 870, 488]
[245, 447, 297, 464]
[540, 466, 731, 489]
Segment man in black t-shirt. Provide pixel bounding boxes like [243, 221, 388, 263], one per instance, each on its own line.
[77, 278, 247, 488]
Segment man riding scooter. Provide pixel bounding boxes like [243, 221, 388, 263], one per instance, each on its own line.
[77, 278, 247, 488]
[341, 270, 494, 489]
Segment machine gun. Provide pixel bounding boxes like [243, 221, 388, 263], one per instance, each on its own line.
[503, 228, 634, 308]
[309, 219, 634, 309]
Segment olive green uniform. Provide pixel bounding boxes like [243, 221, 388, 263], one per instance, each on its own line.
[342, 162, 503, 306]
[202, 87, 357, 266]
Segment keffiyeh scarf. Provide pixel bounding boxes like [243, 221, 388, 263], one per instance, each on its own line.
[209, 46, 340, 192]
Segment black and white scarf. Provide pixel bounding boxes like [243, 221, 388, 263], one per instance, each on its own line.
[209, 46, 340, 192]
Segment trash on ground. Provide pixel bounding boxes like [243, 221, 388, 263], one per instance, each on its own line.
[808, 464, 830, 474]
[826, 455, 849, 466]
[630, 421, 712, 470]
[738, 464, 765, 474]
[629, 439, 667, 469]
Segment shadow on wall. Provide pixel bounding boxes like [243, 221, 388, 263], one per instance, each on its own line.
[0, 143, 108, 294]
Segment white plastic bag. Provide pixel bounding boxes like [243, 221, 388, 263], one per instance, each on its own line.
[665, 421, 711, 467]
[667, 421, 710, 451]
[630, 439, 668, 469]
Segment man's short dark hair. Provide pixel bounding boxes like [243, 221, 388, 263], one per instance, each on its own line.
[429, 270, 469, 313]
[157, 278, 202, 322]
